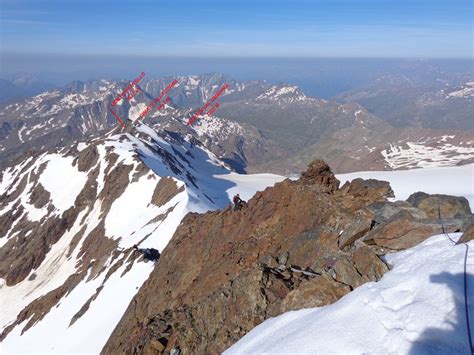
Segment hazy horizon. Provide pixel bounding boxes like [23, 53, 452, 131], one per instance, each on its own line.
[2, 0, 472, 98]
[1, 54, 472, 98]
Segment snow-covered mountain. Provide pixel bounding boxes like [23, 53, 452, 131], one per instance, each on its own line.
[0, 122, 284, 353]
[1, 73, 473, 175]
[339, 73, 474, 130]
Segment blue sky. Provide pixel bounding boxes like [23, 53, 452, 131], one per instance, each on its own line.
[0, 0, 472, 58]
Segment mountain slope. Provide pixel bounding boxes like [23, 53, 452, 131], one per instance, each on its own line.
[0, 123, 284, 353]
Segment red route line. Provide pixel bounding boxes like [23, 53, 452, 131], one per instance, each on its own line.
[109, 108, 126, 128]
[139, 79, 178, 120]
[187, 83, 228, 125]
[108, 76, 178, 128]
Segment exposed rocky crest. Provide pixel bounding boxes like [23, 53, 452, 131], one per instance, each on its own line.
[103, 160, 473, 354]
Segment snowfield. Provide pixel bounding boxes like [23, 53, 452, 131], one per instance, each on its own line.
[381, 142, 474, 170]
[226, 233, 474, 354]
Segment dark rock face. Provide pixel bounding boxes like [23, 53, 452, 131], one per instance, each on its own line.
[28, 183, 51, 208]
[363, 211, 444, 250]
[367, 200, 428, 224]
[338, 212, 373, 249]
[0, 214, 68, 286]
[151, 177, 184, 207]
[105, 160, 462, 354]
[76, 144, 99, 172]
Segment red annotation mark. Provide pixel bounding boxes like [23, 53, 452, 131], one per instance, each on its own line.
[187, 83, 228, 125]
[109, 108, 126, 128]
[109, 72, 146, 128]
[111, 72, 145, 107]
[108, 74, 179, 128]
[138, 79, 178, 120]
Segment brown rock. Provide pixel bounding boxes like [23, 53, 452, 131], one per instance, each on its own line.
[102, 161, 406, 354]
[340, 178, 394, 202]
[76, 144, 99, 172]
[0, 213, 69, 286]
[143, 339, 166, 353]
[367, 201, 428, 225]
[333, 257, 365, 288]
[364, 211, 451, 250]
[457, 223, 474, 244]
[300, 159, 340, 192]
[338, 211, 374, 249]
[281, 275, 350, 312]
[352, 245, 389, 281]
[28, 183, 51, 209]
[151, 177, 184, 207]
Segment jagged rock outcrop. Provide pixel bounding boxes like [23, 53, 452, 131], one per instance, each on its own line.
[300, 159, 340, 192]
[103, 160, 473, 354]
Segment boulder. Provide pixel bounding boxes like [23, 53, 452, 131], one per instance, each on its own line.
[281, 275, 350, 313]
[340, 178, 394, 202]
[338, 212, 374, 249]
[367, 201, 428, 225]
[406, 192, 471, 219]
[333, 257, 365, 289]
[363, 211, 463, 250]
[351, 245, 389, 282]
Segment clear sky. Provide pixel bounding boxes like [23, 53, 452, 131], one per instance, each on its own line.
[0, 0, 472, 58]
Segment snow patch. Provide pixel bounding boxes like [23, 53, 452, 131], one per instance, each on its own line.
[39, 154, 88, 213]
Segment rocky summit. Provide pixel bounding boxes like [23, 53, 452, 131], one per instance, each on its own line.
[103, 160, 473, 354]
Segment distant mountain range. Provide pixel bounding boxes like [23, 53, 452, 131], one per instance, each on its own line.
[0, 73, 472, 173]
[0, 75, 55, 104]
[338, 73, 474, 130]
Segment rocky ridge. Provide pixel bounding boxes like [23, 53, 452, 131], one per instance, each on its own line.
[103, 160, 473, 354]
[0, 122, 257, 350]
